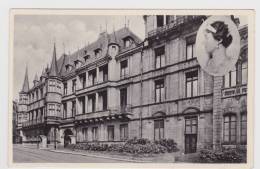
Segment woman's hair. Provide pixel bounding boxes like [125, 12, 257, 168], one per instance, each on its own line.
[210, 21, 233, 48]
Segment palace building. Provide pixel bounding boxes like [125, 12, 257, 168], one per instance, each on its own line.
[16, 15, 248, 153]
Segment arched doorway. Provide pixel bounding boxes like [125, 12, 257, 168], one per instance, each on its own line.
[64, 129, 73, 147]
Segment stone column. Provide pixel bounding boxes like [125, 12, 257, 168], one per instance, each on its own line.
[96, 67, 99, 84]
[212, 76, 223, 150]
[85, 71, 89, 87]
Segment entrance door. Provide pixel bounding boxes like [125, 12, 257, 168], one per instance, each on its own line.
[184, 117, 198, 154]
[64, 129, 73, 147]
[185, 134, 197, 153]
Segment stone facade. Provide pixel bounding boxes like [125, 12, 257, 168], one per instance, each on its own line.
[17, 15, 248, 153]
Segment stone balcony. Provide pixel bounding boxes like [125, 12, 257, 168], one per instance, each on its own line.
[221, 85, 247, 99]
[74, 105, 132, 125]
[22, 116, 62, 128]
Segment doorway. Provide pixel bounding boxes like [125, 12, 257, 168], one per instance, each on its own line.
[64, 129, 73, 147]
[184, 116, 198, 154]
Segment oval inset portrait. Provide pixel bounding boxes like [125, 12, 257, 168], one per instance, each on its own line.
[195, 16, 240, 76]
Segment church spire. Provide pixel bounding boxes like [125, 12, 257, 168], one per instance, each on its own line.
[21, 65, 29, 93]
[49, 43, 59, 77]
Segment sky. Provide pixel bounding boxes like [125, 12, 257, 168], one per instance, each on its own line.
[13, 15, 145, 100]
[13, 15, 247, 100]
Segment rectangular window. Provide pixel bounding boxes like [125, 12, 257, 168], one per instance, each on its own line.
[120, 88, 127, 111]
[94, 49, 102, 58]
[156, 15, 164, 27]
[79, 73, 86, 89]
[186, 43, 195, 60]
[154, 120, 164, 140]
[241, 113, 247, 144]
[72, 79, 76, 93]
[72, 100, 76, 117]
[223, 115, 237, 144]
[88, 69, 97, 86]
[120, 124, 128, 141]
[186, 71, 198, 97]
[242, 62, 248, 85]
[92, 127, 98, 141]
[63, 103, 67, 118]
[185, 117, 198, 134]
[79, 97, 85, 114]
[64, 83, 67, 95]
[88, 94, 96, 112]
[120, 60, 128, 79]
[155, 79, 165, 103]
[48, 104, 55, 116]
[107, 125, 115, 141]
[99, 64, 108, 83]
[100, 91, 107, 110]
[49, 80, 56, 92]
[82, 128, 88, 141]
[155, 46, 165, 69]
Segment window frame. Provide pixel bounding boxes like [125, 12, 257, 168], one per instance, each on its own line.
[223, 114, 237, 145]
[240, 113, 247, 145]
[185, 70, 198, 98]
[154, 119, 165, 140]
[107, 125, 115, 141]
[155, 46, 165, 69]
[155, 79, 165, 103]
[120, 124, 128, 141]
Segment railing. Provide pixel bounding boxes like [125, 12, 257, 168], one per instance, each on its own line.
[22, 118, 44, 127]
[148, 16, 205, 38]
[75, 105, 132, 121]
[222, 85, 247, 98]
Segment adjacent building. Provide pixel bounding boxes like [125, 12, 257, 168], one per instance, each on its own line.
[16, 15, 248, 153]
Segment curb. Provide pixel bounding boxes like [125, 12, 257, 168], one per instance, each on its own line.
[46, 149, 152, 163]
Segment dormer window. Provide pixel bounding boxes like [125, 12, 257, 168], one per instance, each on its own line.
[108, 44, 119, 57]
[84, 55, 90, 62]
[65, 65, 72, 72]
[94, 48, 102, 57]
[74, 60, 81, 69]
[123, 37, 134, 48]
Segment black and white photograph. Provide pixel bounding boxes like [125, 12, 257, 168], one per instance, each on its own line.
[9, 10, 253, 167]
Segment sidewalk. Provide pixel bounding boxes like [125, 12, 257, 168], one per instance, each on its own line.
[47, 148, 178, 163]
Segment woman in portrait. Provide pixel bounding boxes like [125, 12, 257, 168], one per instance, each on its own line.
[203, 21, 233, 75]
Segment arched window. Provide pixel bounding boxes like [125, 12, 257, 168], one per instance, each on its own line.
[223, 114, 237, 144]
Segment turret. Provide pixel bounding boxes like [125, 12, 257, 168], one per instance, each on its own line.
[45, 43, 62, 118]
[33, 73, 39, 86]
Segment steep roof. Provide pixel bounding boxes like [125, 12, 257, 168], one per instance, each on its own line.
[58, 27, 142, 77]
[49, 43, 59, 77]
[21, 65, 29, 93]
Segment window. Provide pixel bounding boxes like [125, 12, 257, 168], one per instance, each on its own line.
[48, 104, 55, 116]
[92, 127, 98, 141]
[241, 113, 247, 144]
[120, 124, 128, 141]
[223, 114, 237, 144]
[79, 73, 86, 89]
[156, 15, 164, 27]
[99, 64, 108, 82]
[84, 55, 90, 62]
[72, 79, 76, 93]
[64, 83, 67, 95]
[223, 60, 248, 88]
[186, 36, 196, 60]
[88, 69, 97, 86]
[94, 49, 102, 57]
[185, 117, 198, 134]
[88, 94, 96, 112]
[65, 65, 72, 72]
[99, 91, 107, 110]
[123, 37, 133, 48]
[63, 103, 67, 118]
[82, 128, 88, 141]
[49, 80, 56, 92]
[120, 88, 127, 111]
[72, 100, 76, 117]
[120, 60, 128, 79]
[107, 125, 114, 141]
[241, 61, 248, 85]
[155, 79, 165, 103]
[186, 71, 198, 97]
[79, 97, 85, 114]
[40, 88, 43, 98]
[154, 119, 164, 140]
[155, 46, 165, 69]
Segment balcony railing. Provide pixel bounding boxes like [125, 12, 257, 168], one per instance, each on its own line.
[222, 85, 247, 98]
[148, 16, 205, 38]
[22, 118, 44, 127]
[75, 105, 132, 122]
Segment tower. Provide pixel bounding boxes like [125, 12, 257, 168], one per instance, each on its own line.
[17, 65, 29, 140]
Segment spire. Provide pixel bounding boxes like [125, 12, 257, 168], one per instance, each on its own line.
[49, 43, 59, 77]
[21, 65, 29, 93]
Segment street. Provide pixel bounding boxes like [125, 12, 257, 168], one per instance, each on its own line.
[13, 145, 125, 163]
